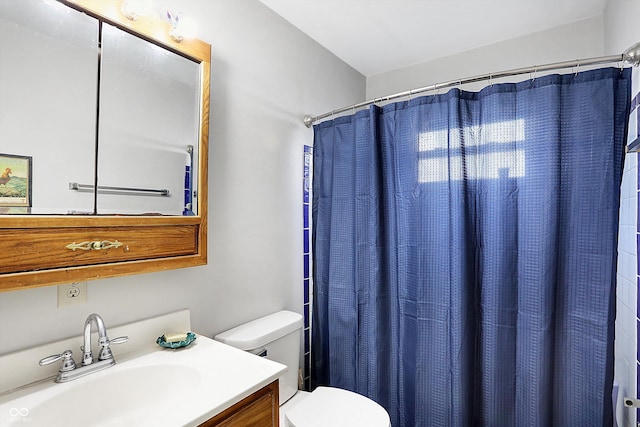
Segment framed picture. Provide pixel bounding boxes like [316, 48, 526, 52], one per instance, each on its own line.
[0, 153, 32, 207]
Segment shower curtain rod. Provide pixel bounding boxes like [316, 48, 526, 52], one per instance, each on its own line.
[303, 42, 640, 128]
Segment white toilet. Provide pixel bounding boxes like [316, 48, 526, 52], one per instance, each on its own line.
[215, 310, 391, 427]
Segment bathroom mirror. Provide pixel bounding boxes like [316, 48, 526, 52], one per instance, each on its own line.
[0, 0, 202, 216]
[98, 23, 201, 215]
[0, 0, 210, 291]
[0, 0, 98, 214]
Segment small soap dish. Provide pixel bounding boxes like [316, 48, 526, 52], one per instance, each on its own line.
[156, 332, 197, 349]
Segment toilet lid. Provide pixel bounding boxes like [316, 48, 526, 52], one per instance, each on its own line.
[284, 387, 391, 427]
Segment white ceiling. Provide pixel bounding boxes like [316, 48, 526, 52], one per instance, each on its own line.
[259, 0, 609, 76]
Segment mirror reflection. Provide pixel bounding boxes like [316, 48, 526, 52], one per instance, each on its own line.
[98, 23, 201, 216]
[0, 0, 98, 214]
[0, 0, 202, 216]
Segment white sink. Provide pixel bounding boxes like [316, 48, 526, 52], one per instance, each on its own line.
[0, 334, 286, 427]
[24, 365, 200, 426]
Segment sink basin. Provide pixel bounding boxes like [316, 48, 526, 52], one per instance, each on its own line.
[23, 365, 200, 426]
[0, 331, 286, 427]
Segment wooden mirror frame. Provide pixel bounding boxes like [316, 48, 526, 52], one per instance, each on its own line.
[0, 0, 210, 292]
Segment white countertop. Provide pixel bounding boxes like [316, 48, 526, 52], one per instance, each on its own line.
[0, 324, 286, 426]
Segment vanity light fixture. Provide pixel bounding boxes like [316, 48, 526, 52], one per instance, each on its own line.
[119, 1, 197, 42]
[120, 0, 153, 21]
[167, 11, 197, 43]
[120, 0, 140, 20]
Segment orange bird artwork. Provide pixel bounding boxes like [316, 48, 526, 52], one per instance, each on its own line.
[0, 168, 12, 186]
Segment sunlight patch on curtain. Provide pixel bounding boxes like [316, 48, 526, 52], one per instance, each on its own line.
[418, 119, 526, 182]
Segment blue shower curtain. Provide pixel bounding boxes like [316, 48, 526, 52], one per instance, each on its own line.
[311, 67, 631, 427]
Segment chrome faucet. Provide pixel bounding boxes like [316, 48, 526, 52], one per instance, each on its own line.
[82, 313, 109, 365]
[39, 313, 128, 383]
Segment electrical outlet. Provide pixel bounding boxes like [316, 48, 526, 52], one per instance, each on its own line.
[57, 282, 87, 307]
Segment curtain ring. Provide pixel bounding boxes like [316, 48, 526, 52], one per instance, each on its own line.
[530, 68, 537, 83]
[574, 62, 580, 76]
[489, 74, 493, 87]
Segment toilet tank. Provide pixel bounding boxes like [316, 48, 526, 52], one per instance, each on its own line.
[214, 310, 303, 405]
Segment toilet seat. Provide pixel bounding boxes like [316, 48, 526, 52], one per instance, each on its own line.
[284, 386, 391, 427]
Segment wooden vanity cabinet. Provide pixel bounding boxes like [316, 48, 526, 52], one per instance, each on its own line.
[199, 380, 279, 427]
[0, 216, 207, 291]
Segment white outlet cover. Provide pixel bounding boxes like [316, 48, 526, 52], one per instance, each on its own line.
[57, 282, 88, 307]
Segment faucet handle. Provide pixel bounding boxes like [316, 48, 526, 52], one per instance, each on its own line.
[39, 350, 76, 372]
[98, 336, 129, 361]
[110, 336, 129, 345]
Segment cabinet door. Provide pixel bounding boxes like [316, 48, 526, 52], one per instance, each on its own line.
[199, 381, 279, 427]
[0, 0, 98, 214]
[0, 224, 198, 274]
[98, 23, 201, 216]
